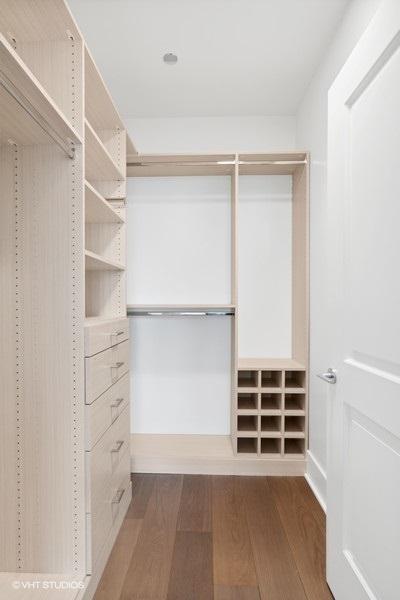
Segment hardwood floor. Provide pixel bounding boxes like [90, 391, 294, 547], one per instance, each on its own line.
[94, 475, 333, 600]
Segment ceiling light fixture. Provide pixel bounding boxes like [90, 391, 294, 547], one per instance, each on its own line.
[163, 52, 178, 65]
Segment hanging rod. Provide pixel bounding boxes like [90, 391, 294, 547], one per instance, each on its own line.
[127, 305, 235, 317]
[127, 159, 307, 168]
[0, 70, 75, 159]
[129, 311, 234, 317]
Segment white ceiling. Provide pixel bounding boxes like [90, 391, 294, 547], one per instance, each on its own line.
[68, 0, 349, 118]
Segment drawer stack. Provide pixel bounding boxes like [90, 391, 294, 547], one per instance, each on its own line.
[84, 317, 132, 574]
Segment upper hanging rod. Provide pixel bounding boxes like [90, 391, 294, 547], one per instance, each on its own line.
[127, 159, 307, 168]
[0, 69, 75, 159]
[127, 305, 235, 317]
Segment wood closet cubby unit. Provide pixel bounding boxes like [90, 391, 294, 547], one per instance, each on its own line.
[0, 1, 135, 596]
[128, 152, 308, 471]
[235, 152, 309, 460]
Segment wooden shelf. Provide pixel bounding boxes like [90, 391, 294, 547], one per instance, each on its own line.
[85, 249, 125, 271]
[85, 118, 125, 182]
[0, 33, 82, 148]
[238, 358, 305, 370]
[127, 153, 236, 177]
[85, 47, 124, 132]
[85, 181, 124, 224]
[0, 1, 81, 42]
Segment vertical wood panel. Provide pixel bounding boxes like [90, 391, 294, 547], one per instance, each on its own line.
[0, 145, 18, 569]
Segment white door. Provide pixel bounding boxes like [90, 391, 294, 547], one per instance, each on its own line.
[326, 1, 400, 599]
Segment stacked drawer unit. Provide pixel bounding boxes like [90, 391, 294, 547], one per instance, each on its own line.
[84, 317, 132, 573]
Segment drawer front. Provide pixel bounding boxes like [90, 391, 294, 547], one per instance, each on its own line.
[85, 372, 130, 450]
[85, 339, 129, 404]
[86, 405, 130, 513]
[85, 407, 130, 571]
[84, 317, 129, 357]
[86, 474, 132, 574]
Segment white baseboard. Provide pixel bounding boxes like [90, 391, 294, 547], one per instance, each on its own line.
[305, 450, 327, 513]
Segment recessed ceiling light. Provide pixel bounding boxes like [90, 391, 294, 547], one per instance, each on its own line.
[163, 52, 178, 65]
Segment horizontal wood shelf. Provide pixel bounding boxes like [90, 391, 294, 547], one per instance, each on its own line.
[238, 358, 305, 370]
[85, 47, 124, 132]
[0, 33, 82, 148]
[85, 119, 125, 182]
[85, 181, 124, 224]
[85, 249, 125, 271]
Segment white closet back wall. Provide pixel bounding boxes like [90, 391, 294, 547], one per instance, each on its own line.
[127, 176, 232, 434]
[127, 176, 231, 304]
[238, 175, 292, 358]
[130, 317, 231, 434]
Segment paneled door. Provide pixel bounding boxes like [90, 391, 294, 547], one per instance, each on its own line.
[326, 1, 400, 599]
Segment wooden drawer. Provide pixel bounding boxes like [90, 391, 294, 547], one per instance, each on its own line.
[85, 339, 129, 404]
[85, 372, 130, 450]
[84, 317, 129, 357]
[85, 407, 130, 571]
[86, 473, 132, 574]
[86, 405, 130, 513]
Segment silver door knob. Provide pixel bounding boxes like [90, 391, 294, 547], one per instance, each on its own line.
[317, 368, 337, 384]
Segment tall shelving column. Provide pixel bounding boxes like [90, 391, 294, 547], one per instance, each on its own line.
[0, 0, 86, 577]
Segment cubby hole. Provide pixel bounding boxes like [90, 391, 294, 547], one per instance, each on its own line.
[284, 393, 305, 412]
[284, 438, 305, 455]
[237, 415, 258, 432]
[238, 370, 258, 388]
[237, 437, 257, 454]
[260, 415, 281, 433]
[285, 370, 306, 389]
[238, 393, 258, 411]
[261, 392, 281, 411]
[260, 438, 281, 455]
[284, 416, 305, 433]
[261, 370, 281, 389]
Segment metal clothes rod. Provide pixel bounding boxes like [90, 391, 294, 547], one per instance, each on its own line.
[128, 310, 234, 317]
[0, 70, 75, 159]
[127, 160, 307, 167]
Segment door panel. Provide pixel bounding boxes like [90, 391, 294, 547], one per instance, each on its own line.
[327, 2, 400, 599]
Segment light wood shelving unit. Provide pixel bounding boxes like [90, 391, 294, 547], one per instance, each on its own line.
[85, 181, 124, 224]
[85, 249, 125, 271]
[0, 1, 136, 598]
[128, 152, 309, 472]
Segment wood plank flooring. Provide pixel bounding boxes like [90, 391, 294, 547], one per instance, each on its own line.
[94, 475, 333, 600]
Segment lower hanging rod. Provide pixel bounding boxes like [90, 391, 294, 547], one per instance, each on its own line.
[0, 70, 75, 159]
[128, 310, 234, 317]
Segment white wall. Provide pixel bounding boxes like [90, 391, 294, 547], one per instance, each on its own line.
[127, 176, 231, 305]
[238, 175, 293, 358]
[131, 316, 232, 434]
[296, 0, 381, 509]
[125, 116, 296, 154]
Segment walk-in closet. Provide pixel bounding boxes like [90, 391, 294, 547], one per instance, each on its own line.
[1, 0, 396, 599]
[127, 153, 308, 472]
